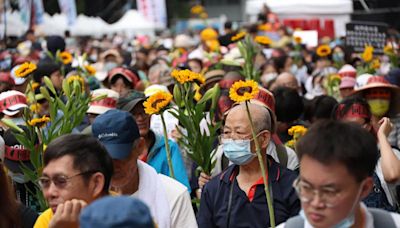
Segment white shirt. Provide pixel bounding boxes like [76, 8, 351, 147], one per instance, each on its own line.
[132, 161, 197, 228]
[277, 203, 400, 228]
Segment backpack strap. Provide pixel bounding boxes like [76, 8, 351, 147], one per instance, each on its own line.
[276, 144, 288, 168]
[369, 208, 397, 227]
[284, 216, 304, 228]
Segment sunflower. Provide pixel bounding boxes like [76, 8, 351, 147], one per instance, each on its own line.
[229, 80, 259, 103]
[194, 84, 202, 101]
[84, 65, 96, 75]
[191, 5, 204, 15]
[171, 69, 205, 85]
[258, 24, 271, 31]
[371, 58, 381, 69]
[361, 45, 374, 62]
[143, 91, 173, 115]
[29, 103, 42, 113]
[67, 75, 84, 85]
[14, 62, 37, 78]
[384, 45, 394, 55]
[254, 36, 272, 46]
[31, 82, 40, 91]
[28, 116, 50, 128]
[200, 12, 208, 19]
[231, 32, 247, 42]
[285, 139, 295, 148]
[206, 39, 220, 52]
[294, 36, 302, 44]
[288, 125, 307, 136]
[316, 44, 332, 57]
[59, 51, 73, 65]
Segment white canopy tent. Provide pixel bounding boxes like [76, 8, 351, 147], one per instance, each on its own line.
[0, 10, 155, 37]
[245, 0, 353, 36]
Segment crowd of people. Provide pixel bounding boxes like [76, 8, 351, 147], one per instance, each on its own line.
[1, 6, 400, 227]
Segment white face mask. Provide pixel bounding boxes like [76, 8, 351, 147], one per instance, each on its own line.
[300, 181, 364, 228]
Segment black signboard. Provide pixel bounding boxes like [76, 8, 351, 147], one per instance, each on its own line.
[345, 21, 387, 54]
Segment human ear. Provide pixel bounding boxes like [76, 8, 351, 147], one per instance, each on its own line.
[360, 177, 373, 199]
[259, 130, 271, 148]
[90, 173, 105, 198]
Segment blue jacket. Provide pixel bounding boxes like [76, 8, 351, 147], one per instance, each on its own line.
[147, 132, 191, 192]
[197, 156, 300, 228]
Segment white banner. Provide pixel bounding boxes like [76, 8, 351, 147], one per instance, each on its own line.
[136, 0, 167, 29]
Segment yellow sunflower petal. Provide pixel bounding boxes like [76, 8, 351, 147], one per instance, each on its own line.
[229, 80, 259, 103]
[14, 62, 37, 78]
[143, 91, 173, 115]
[316, 44, 332, 57]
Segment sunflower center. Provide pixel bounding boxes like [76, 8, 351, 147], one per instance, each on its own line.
[237, 86, 252, 96]
[151, 99, 166, 108]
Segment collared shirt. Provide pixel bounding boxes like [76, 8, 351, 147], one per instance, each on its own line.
[197, 156, 300, 228]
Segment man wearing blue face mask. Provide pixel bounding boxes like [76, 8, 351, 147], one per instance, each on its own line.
[197, 103, 300, 228]
[279, 121, 400, 228]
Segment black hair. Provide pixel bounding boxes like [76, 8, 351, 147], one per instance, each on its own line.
[273, 87, 304, 123]
[110, 74, 133, 88]
[224, 21, 232, 30]
[305, 95, 338, 122]
[44, 134, 114, 194]
[296, 120, 378, 182]
[332, 96, 371, 123]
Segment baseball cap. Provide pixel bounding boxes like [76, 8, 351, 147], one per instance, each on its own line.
[0, 72, 15, 86]
[4, 126, 35, 173]
[87, 89, 119, 115]
[339, 77, 356, 89]
[118, 91, 146, 112]
[92, 110, 140, 160]
[80, 196, 154, 228]
[108, 67, 140, 88]
[0, 90, 28, 116]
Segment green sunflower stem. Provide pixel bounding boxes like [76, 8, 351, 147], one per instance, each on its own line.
[245, 101, 275, 228]
[161, 113, 175, 179]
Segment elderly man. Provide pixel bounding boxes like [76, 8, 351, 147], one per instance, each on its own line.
[34, 134, 114, 228]
[197, 103, 300, 227]
[92, 110, 197, 228]
[274, 72, 299, 91]
[279, 121, 400, 227]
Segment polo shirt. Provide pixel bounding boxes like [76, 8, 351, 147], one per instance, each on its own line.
[197, 156, 300, 228]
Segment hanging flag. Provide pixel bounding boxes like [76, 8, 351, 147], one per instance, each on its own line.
[136, 0, 167, 29]
[57, 0, 77, 26]
[33, 0, 44, 25]
[19, 0, 31, 26]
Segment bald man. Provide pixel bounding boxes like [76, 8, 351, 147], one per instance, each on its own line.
[274, 72, 299, 91]
[197, 103, 300, 228]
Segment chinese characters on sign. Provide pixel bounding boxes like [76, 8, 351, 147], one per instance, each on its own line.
[345, 22, 388, 54]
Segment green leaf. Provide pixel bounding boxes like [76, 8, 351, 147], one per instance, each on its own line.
[40, 86, 52, 101]
[173, 85, 183, 108]
[1, 119, 24, 132]
[43, 76, 56, 96]
[62, 79, 71, 97]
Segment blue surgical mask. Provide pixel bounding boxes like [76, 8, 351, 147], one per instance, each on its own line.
[104, 62, 118, 72]
[222, 138, 256, 165]
[333, 52, 344, 62]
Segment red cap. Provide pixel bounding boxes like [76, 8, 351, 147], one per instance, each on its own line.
[0, 72, 15, 85]
[108, 67, 140, 88]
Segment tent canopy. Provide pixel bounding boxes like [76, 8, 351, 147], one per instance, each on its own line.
[0, 10, 155, 37]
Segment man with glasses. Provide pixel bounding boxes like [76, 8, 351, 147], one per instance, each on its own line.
[34, 134, 113, 228]
[279, 120, 400, 228]
[197, 103, 300, 227]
